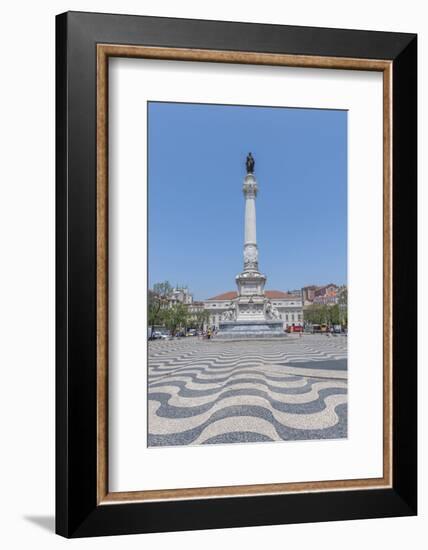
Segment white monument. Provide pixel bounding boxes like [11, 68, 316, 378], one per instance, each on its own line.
[217, 153, 285, 339]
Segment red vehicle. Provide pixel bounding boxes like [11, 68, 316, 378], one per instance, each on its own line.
[286, 324, 303, 333]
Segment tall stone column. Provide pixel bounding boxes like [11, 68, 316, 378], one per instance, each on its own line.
[235, 153, 266, 314]
[216, 153, 285, 337]
[243, 173, 259, 271]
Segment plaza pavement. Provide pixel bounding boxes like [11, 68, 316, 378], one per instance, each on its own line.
[147, 334, 347, 447]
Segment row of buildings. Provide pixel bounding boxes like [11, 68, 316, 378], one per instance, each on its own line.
[166, 284, 345, 330]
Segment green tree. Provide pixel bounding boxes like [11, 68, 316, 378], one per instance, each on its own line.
[194, 310, 210, 331]
[338, 285, 348, 326]
[148, 281, 173, 336]
[304, 303, 341, 326]
[164, 303, 189, 336]
[304, 304, 325, 325]
[321, 304, 331, 325]
[329, 304, 341, 325]
[186, 310, 210, 331]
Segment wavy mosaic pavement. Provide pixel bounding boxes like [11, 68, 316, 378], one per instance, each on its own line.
[148, 335, 347, 446]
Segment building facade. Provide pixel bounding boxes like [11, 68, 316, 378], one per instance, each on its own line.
[302, 283, 341, 306]
[167, 286, 193, 307]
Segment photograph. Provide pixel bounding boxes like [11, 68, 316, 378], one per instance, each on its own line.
[147, 101, 348, 447]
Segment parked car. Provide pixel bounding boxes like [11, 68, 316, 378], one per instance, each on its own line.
[286, 325, 303, 333]
[149, 330, 171, 340]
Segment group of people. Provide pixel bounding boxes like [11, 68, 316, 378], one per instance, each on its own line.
[204, 327, 218, 340]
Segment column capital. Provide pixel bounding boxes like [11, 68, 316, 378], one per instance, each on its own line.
[243, 174, 258, 197]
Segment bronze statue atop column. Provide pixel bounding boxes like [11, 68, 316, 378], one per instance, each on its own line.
[246, 152, 255, 174]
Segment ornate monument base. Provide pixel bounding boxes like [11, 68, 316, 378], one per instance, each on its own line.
[216, 319, 285, 340]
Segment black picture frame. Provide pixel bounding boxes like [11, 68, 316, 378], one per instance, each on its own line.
[56, 11, 417, 538]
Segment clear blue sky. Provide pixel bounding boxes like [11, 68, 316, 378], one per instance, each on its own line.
[148, 102, 347, 300]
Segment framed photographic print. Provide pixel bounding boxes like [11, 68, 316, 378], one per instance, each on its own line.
[56, 11, 417, 538]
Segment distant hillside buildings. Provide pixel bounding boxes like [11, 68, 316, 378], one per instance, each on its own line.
[302, 284, 343, 306]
